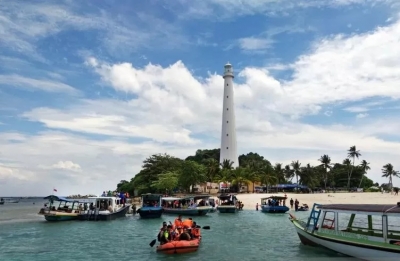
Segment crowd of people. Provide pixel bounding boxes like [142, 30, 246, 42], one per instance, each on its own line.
[157, 215, 201, 245]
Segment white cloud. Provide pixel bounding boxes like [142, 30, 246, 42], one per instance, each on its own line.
[3, 2, 400, 196]
[356, 113, 369, 118]
[238, 37, 274, 51]
[173, 0, 395, 19]
[0, 74, 78, 94]
[0, 2, 188, 61]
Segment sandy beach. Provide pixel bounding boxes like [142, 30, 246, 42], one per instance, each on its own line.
[235, 192, 400, 210]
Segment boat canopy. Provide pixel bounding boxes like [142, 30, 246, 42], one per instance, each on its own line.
[218, 194, 237, 200]
[162, 197, 181, 201]
[43, 195, 79, 203]
[320, 203, 400, 214]
[142, 194, 163, 201]
[261, 196, 287, 200]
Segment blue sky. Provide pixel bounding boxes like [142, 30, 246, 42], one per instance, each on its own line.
[1, 0, 400, 196]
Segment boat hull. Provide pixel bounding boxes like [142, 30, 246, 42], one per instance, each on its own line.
[163, 207, 211, 216]
[79, 205, 130, 221]
[217, 206, 237, 213]
[44, 214, 78, 222]
[0, 202, 4, 205]
[157, 238, 200, 254]
[291, 220, 400, 260]
[261, 205, 289, 213]
[137, 207, 163, 219]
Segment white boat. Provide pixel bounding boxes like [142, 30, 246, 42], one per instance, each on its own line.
[79, 196, 130, 221]
[289, 202, 400, 260]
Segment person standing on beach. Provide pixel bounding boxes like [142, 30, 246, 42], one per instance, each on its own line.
[290, 198, 294, 209]
[256, 203, 259, 211]
[294, 199, 299, 211]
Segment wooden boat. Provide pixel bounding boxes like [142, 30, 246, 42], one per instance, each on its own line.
[38, 195, 82, 221]
[162, 195, 212, 216]
[289, 202, 400, 260]
[297, 204, 309, 211]
[78, 196, 130, 221]
[137, 193, 163, 219]
[216, 194, 238, 213]
[260, 196, 289, 213]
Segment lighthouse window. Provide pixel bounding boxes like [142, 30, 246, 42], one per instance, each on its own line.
[226, 147, 229, 149]
[227, 96, 228, 98]
[227, 121, 229, 123]
[226, 108, 229, 110]
[227, 84, 228, 86]
[226, 134, 228, 136]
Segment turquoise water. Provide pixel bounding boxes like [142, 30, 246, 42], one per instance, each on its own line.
[0, 199, 355, 261]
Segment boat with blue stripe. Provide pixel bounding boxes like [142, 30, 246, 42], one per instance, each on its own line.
[260, 196, 289, 214]
[38, 195, 85, 222]
[137, 194, 163, 219]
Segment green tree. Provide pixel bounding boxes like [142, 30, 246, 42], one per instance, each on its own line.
[347, 145, 361, 190]
[179, 160, 207, 192]
[358, 160, 371, 188]
[151, 171, 179, 193]
[318, 154, 331, 190]
[273, 163, 285, 184]
[381, 163, 400, 193]
[290, 160, 301, 190]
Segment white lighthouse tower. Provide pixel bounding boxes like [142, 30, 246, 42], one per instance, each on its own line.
[219, 62, 239, 168]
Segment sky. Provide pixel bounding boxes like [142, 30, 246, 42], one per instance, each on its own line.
[1, 0, 400, 196]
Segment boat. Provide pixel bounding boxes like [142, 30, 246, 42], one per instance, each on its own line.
[38, 195, 83, 221]
[137, 193, 163, 219]
[162, 195, 213, 216]
[216, 194, 238, 213]
[0, 198, 4, 205]
[156, 230, 202, 254]
[260, 196, 290, 213]
[289, 202, 400, 260]
[208, 198, 216, 212]
[3, 198, 20, 203]
[78, 196, 130, 221]
[298, 203, 309, 211]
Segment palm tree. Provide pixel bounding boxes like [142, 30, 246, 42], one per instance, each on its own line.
[299, 163, 316, 189]
[220, 159, 234, 170]
[358, 160, 370, 188]
[290, 160, 301, 192]
[284, 164, 294, 182]
[203, 158, 220, 193]
[381, 163, 400, 194]
[247, 160, 262, 192]
[230, 167, 250, 192]
[273, 163, 285, 183]
[318, 154, 331, 190]
[347, 145, 361, 190]
[260, 164, 277, 192]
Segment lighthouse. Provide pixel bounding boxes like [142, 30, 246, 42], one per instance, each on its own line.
[219, 62, 239, 168]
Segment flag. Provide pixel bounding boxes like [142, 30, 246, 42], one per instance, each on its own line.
[53, 188, 57, 192]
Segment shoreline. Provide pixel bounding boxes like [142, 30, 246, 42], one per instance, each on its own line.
[235, 192, 400, 210]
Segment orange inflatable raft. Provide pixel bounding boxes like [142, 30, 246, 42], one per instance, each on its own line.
[156, 238, 201, 254]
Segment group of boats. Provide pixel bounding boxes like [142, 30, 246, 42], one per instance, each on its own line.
[36, 192, 400, 259]
[136, 193, 243, 219]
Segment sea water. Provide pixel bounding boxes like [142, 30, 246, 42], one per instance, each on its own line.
[0, 199, 357, 261]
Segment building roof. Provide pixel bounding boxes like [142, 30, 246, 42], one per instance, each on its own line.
[320, 203, 400, 214]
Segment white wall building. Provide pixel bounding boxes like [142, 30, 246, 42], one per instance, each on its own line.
[219, 63, 239, 168]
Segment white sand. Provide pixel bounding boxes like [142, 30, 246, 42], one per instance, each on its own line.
[235, 192, 400, 210]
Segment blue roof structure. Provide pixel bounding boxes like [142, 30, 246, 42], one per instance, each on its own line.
[43, 195, 79, 202]
[269, 184, 309, 189]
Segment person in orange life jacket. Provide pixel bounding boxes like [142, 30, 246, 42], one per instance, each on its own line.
[182, 217, 193, 228]
[191, 222, 200, 238]
[174, 215, 183, 228]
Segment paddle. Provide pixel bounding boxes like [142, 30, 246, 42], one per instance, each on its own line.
[149, 239, 157, 247]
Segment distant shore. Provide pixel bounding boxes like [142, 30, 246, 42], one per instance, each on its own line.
[235, 192, 399, 210]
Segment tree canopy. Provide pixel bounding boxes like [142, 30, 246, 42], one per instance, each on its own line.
[115, 146, 394, 195]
